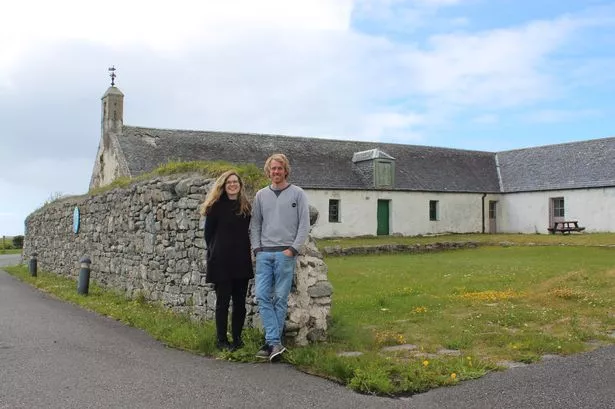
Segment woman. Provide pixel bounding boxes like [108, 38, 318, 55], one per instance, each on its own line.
[201, 170, 254, 351]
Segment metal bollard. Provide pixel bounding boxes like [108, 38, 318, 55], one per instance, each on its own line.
[77, 256, 91, 295]
[29, 252, 38, 277]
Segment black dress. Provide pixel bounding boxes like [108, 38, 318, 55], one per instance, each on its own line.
[204, 195, 254, 284]
[204, 194, 254, 347]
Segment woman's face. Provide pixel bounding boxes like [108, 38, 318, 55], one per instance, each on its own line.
[224, 174, 241, 197]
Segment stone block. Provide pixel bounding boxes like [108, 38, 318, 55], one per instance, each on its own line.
[308, 281, 333, 298]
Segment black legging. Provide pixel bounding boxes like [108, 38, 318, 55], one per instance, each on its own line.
[214, 278, 250, 343]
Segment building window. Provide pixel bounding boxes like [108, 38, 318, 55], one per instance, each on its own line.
[329, 199, 340, 223]
[489, 201, 497, 219]
[553, 197, 565, 218]
[374, 160, 394, 188]
[429, 200, 439, 221]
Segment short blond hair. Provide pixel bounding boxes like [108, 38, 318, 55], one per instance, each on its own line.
[264, 153, 291, 179]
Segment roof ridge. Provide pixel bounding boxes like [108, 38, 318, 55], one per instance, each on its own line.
[122, 125, 494, 155]
[498, 135, 615, 154]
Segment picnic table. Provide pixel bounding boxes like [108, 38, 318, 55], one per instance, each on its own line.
[547, 220, 586, 234]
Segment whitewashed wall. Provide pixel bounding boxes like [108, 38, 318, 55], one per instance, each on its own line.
[497, 187, 615, 234]
[90, 134, 128, 189]
[305, 189, 496, 238]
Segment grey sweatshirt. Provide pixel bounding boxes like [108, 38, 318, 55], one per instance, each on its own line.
[250, 184, 310, 255]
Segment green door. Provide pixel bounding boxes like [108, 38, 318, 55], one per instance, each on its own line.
[377, 200, 389, 235]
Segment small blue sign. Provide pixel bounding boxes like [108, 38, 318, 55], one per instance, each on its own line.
[73, 207, 80, 234]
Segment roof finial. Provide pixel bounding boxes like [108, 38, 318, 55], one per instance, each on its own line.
[108, 66, 117, 86]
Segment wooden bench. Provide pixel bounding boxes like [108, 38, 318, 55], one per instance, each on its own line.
[547, 221, 586, 234]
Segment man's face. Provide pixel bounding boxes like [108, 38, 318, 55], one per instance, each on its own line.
[268, 160, 287, 184]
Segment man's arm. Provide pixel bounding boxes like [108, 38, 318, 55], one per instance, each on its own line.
[290, 189, 310, 254]
[249, 192, 263, 255]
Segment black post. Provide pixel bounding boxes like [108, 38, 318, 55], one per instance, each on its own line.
[77, 256, 91, 295]
[29, 252, 38, 277]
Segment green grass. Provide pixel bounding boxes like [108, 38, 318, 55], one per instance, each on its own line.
[88, 160, 269, 197]
[316, 232, 615, 250]
[0, 235, 22, 254]
[0, 249, 21, 255]
[304, 246, 615, 394]
[4, 244, 615, 396]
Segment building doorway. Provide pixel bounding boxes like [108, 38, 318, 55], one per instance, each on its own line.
[549, 197, 565, 227]
[488, 200, 497, 233]
[377, 200, 390, 235]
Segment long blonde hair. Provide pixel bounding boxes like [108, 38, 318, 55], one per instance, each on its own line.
[200, 170, 252, 217]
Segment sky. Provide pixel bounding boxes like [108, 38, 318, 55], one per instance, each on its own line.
[1, 0, 614, 236]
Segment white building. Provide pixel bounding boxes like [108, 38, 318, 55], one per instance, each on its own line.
[90, 83, 615, 238]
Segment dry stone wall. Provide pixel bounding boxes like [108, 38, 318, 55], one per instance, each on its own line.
[22, 175, 332, 346]
[322, 241, 480, 256]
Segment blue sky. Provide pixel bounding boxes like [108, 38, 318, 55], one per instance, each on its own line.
[1, 0, 614, 236]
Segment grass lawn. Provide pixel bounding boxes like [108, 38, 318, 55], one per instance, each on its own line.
[316, 232, 615, 250]
[4, 243, 615, 396]
[1, 235, 22, 254]
[286, 245, 615, 394]
[0, 249, 21, 255]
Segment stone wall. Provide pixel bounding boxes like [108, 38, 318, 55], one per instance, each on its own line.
[23, 174, 332, 346]
[322, 241, 480, 256]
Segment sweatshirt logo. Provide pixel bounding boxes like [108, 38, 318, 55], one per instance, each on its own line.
[292, 202, 297, 207]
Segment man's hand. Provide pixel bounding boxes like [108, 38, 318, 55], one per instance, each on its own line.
[283, 248, 294, 257]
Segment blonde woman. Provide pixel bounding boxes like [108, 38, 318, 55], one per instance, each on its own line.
[201, 170, 253, 350]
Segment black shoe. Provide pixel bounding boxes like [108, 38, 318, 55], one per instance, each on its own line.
[230, 339, 244, 352]
[255, 344, 271, 359]
[216, 339, 231, 350]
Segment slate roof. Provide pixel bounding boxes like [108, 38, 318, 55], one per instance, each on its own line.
[118, 126, 501, 192]
[117, 126, 615, 193]
[497, 136, 615, 192]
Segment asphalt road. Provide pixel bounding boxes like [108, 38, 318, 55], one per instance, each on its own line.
[1, 254, 614, 409]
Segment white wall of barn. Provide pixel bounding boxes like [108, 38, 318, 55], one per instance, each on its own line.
[496, 187, 615, 234]
[305, 189, 499, 238]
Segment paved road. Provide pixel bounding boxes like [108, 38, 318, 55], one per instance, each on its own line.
[1, 254, 614, 409]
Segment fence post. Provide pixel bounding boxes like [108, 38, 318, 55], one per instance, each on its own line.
[29, 252, 38, 277]
[77, 256, 91, 295]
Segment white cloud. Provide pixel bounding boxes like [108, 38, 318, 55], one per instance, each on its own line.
[3, 4, 603, 146]
[415, 0, 463, 5]
[472, 114, 499, 124]
[524, 109, 601, 123]
[0, 159, 92, 236]
[359, 111, 425, 141]
[352, 0, 466, 32]
[0, 0, 353, 83]
[3, 0, 353, 44]
[403, 17, 580, 107]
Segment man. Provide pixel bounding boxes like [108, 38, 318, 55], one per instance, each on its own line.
[250, 153, 310, 361]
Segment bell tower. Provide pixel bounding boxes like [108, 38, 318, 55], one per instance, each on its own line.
[90, 66, 127, 190]
[101, 66, 124, 135]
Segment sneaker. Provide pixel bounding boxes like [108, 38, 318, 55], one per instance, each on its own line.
[269, 344, 286, 362]
[255, 344, 271, 359]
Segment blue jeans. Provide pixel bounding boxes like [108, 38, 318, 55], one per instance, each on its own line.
[255, 251, 297, 346]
